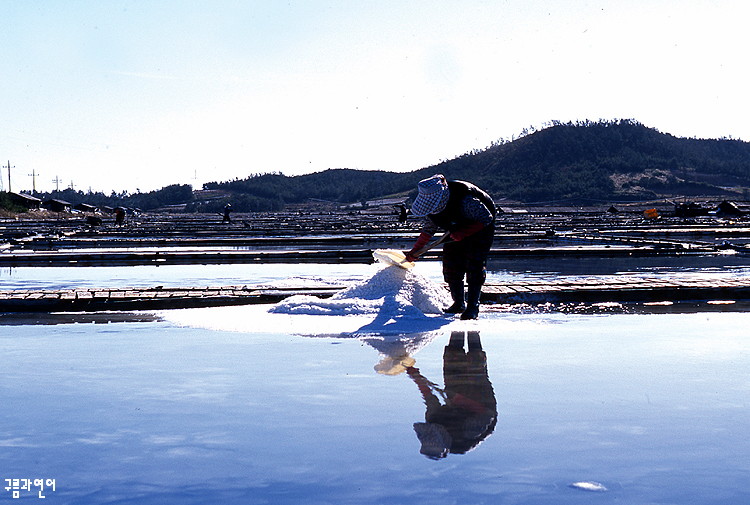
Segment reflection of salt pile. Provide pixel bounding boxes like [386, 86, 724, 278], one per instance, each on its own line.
[269, 265, 451, 317]
[363, 331, 441, 375]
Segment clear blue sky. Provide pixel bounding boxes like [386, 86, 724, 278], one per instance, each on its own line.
[1, 0, 747, 193]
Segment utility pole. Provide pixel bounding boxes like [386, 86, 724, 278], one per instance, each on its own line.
[28, 168, 39, 193]
[3, 160, 14, 193]
[52, 175, 62, 192]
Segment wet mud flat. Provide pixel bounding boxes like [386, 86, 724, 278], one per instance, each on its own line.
[2, 206, 748, 258]
[3, 209, 750, 504]
[2, 277, 750, 313]
[2, 207, 750, 314]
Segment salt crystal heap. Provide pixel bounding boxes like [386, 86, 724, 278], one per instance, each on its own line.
[269, 265, 451, 317]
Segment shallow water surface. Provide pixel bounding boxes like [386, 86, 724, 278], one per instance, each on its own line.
[0, 263, 383, 291]
[2, 311, 748, 504]
[3, 253, 750, 291]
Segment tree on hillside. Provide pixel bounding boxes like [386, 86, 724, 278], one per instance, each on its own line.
[184, 120, 750, 208]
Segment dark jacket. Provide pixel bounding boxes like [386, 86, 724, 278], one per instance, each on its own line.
[427, 180, 496, 233]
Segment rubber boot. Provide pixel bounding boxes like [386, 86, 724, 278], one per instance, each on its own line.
[460, 282, 482, 320]
[444, 282, 465, 314]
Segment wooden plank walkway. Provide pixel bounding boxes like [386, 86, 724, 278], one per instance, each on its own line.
[0, 286, 342, 312]
[1, 278, 749, 312]
[482, 277, 750, 304]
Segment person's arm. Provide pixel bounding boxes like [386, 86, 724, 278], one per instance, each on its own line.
[407, 367, 443, 413]
[405, 220, 438, 261]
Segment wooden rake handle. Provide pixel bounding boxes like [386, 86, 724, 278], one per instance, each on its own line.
[413, 232, 452, 258]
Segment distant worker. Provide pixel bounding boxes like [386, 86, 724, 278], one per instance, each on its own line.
[114, 207, 125, 226]
[405, 174, 496, 320]
[222, 203, 232, 223]
[396, 204, 408, 225]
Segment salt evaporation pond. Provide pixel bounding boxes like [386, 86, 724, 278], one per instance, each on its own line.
[1, 261, 750, 504]
[3, 251, 750, 290]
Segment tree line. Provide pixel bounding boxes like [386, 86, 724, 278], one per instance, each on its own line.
[4, 119, 749, 213]
[0, 184, 195, 213]
[205, 119, 750, 208]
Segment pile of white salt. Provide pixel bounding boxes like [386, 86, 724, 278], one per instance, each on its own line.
[269, 264, 451, 317]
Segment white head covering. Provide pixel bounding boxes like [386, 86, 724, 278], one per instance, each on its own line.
[411, 174, 449, 217]
[413, 422, 451, 459]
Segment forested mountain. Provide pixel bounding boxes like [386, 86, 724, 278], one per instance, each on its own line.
[416, 119, 750, 203]
[204, 119, 750, 209]
[7, 119, 750, 214]
[202, 169, 417, 210]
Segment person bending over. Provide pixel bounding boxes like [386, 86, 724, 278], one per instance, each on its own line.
[406, 174, 496, 320]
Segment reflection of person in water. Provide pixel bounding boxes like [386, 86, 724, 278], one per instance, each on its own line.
[407, 330, 497, 459]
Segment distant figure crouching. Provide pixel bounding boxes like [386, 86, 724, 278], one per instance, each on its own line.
[405, 174, 496, 320]
[114, 207, 126, 226]
[396, 204, 408, 225]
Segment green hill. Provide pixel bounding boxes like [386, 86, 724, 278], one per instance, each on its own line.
[8, 119, 749, 214]
[435, 119, 750, 203]
[205, 119, 750, 208]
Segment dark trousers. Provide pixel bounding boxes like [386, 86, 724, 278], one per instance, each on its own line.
[442, 224, 494, 287]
